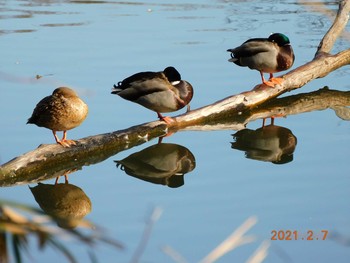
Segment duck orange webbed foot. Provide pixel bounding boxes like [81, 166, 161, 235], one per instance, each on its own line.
[53, 131, 77, 148]
[57, 139, 77, 148]
[269, 77, 284, 85]
[263, 77, 284, 87]
[157, 112, 175, 124]
[161, 116, 175, 124]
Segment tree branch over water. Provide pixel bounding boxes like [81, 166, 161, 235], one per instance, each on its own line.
[1, 0, 350, 185]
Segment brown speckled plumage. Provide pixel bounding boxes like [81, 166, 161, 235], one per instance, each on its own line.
[27, 87, 88, 147]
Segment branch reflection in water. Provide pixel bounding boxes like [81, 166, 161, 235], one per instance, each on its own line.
[232, 123, 297, 164]
[115, 143, 196, 188]
[1, 87, 349, 185]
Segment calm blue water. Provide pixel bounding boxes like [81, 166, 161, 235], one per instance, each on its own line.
[1, 0, 350, 262]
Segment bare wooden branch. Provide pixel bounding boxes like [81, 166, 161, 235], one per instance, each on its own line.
[183, 87, 350, 131]
[0, 122, 168, 186]
[1, 87, 349, 187]
[316, 0, 350, 55]
[1, 0, 350, 184]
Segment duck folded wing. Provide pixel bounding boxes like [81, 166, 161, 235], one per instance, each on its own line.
[27, 96, 56, 126]
[113, 78, 175, 100]
[115, 71, 166, 89]
[228, 40, 272, 57]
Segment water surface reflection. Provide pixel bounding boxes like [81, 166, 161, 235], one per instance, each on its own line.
[115, 142, 196, 188]
[29, 177, 92, 229]
[232, 124, 297, 164]
[1, 0, 350, 261]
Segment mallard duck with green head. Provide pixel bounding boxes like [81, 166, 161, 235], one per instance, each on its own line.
[111, 66, 193, 124]
[227, 33, 295, 87]
[27, 87, 88, 147]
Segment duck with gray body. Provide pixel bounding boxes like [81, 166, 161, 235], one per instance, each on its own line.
[227, 33, 295, 86]
[111, 66, 193, 123]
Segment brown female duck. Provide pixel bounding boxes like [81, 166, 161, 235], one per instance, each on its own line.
[27, 87, 88, 147]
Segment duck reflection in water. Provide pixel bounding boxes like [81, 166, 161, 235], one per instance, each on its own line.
[232, 124, 297, 164]
[29, 175, 92, 229]
[115, 143, 196, 188]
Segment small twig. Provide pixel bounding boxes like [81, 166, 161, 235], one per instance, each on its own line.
[199, 216, 257, 263]
[129, 206, 163, 263]
[245, 240, 270, 263]
[161, 245, 188, 263]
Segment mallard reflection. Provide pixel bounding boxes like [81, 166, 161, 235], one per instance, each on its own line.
[29, 181, 92, 229]
[232, 124, 297, 164]
[115, 143, 196, 188]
